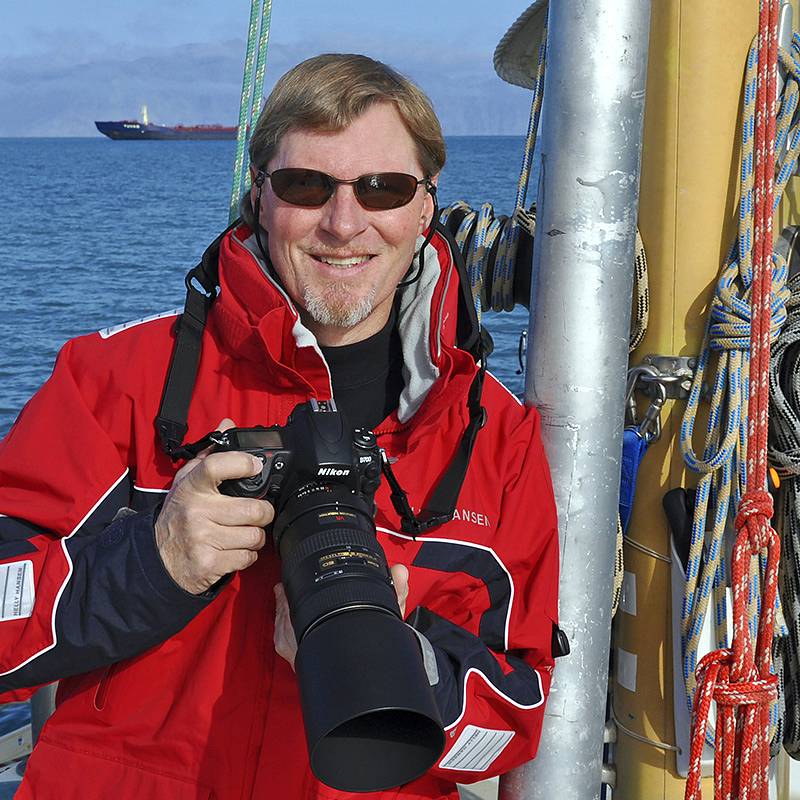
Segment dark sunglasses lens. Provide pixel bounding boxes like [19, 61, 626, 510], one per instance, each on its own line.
[270, 169, 332, 206]
[356, 173, 419, 210]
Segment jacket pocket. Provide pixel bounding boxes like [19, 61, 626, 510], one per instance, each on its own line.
[22, 737, 214, 799]
[92, 661, 120, 710]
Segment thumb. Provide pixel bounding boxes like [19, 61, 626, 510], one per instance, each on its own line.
[390, 563, 409, 617]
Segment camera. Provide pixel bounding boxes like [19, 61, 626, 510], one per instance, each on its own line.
[212, 399, 444, 792]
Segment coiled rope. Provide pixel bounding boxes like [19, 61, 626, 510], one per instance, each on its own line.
[680, 15, 800, 762]
[766, 35, 800, 764]
[684, 3, 789, 796]
[439, 17, 547, 324]
[229, 0, 273, 223]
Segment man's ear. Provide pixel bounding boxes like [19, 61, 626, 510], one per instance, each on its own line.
[249, 166, 260, 215]
[421, 173, 439, 233]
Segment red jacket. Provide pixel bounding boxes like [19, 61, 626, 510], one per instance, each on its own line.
[0, 225, 559, 800]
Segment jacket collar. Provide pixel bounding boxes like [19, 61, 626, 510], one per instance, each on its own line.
[210, 223, 478, 429]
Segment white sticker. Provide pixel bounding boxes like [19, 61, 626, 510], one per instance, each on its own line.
[621, 570, 637, 616]
[439, 725, 514, 772]
[98, 308, 181, 339]
[0, 561, 34, 621]
[616, 647, 637, 693]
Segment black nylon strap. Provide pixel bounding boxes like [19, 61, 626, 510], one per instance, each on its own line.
[155, 222, 234, 460]
[392, 365, 486, 535]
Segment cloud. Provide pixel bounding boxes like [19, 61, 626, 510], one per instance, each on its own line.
[0, 37, 533, 137]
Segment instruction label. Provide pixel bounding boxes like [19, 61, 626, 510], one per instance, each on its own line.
[439, 725, 514, 772]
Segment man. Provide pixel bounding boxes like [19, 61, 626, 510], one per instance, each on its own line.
[0, 54, 559, 799]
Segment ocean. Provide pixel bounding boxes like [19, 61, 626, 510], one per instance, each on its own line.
[0, 136, 533, 438]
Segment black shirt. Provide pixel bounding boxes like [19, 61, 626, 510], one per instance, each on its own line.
[320, 309, 404, 432]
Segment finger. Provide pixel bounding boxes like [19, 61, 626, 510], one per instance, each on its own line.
[214, 548, 260, 577]
[205, 496, 274, 528]
[186, 451, 264, 494]
[391, 563, 409, 591]
[390, 563, 409, 616]
[209, 524, 268, 553]
[274, 582, 287, 608]
[274, 584, 297, 670]
[172, 420, 241, 482]
[194, 418, 239, 461]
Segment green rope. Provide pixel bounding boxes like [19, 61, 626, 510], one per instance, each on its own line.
[241, 0, 274, 202]
[229, 0, 272, 223]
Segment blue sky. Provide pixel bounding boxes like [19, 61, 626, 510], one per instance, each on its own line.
[2, 0, 535, 136]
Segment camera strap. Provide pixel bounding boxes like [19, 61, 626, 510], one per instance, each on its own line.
[377, 221, 488, 536]
[381, 361, 486, 536]
[155, 221, 236, 461]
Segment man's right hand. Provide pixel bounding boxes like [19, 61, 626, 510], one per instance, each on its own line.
[155, 420, 275, 595]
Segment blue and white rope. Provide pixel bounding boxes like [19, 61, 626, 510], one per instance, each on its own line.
[679, 32, 800, 748]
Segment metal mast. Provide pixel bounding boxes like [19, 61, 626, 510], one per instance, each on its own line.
[500, 2, 652, 798]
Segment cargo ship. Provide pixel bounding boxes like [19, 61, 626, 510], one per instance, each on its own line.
[95, 105, 237, 141]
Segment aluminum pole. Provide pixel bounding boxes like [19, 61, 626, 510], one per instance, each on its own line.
[500, 2, 651, 798]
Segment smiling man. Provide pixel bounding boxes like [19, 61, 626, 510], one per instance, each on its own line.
[0, 54, 560, 800]
[252, 101, 432, 342]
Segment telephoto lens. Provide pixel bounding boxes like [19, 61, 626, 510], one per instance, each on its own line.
[215, 400, 444, 791]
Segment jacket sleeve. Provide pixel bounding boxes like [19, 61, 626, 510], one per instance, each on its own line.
[409, 405, 559, 783]
[0, 338, 214, 700]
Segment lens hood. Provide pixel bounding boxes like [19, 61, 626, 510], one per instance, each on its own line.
[295, 607, 445, 792]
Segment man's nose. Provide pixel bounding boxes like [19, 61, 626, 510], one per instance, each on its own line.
[318, 184, 369, 241]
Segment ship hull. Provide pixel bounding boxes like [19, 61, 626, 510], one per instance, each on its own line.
[95, 121, 237, 141]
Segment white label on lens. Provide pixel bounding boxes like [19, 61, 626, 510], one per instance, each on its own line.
[439, 725, 514, 772]
[0, 561, 34, 621]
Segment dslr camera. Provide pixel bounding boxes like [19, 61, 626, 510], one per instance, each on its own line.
[211, 399, 443, 792]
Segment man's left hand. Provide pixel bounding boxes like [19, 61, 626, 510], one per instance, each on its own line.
[273, 563, 409, 671]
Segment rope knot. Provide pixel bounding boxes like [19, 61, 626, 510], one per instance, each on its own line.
[713, 674, 778, 708]
[734, 490, 773, 533]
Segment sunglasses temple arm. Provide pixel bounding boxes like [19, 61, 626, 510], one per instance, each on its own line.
[252, 175, 273, 269]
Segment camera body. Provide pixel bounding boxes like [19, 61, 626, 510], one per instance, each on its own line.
[211, 398, 382, 509]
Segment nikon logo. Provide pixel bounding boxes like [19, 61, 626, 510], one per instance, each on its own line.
[317, 467, 351, 477]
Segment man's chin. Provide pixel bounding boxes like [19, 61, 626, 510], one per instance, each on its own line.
[302, 287, 375, 329]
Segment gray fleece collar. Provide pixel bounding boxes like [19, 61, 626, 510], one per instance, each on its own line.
[238, 229, 442, 423]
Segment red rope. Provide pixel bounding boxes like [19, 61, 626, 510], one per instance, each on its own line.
[684, 2, 780, 798]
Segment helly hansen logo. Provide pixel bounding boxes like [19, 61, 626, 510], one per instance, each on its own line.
[317, 467, 351, 477]
[451, 508, 491, 527]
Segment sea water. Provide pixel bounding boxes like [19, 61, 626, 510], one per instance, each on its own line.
[0, 136, 533, 438]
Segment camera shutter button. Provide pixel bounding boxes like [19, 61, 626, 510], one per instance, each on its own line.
[354, 430, 376, 448]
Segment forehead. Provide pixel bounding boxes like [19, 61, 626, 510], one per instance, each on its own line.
[271, 103, 424, 177]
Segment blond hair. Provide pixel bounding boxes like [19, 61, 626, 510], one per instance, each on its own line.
[248, 54, 446, 178]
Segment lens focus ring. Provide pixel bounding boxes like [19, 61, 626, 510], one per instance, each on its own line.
[281, 525, 399, 642]
[281, 526, 379, 578]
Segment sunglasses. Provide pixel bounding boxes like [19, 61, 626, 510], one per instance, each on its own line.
[257, 168, 432, 210]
